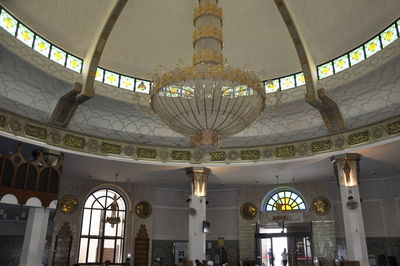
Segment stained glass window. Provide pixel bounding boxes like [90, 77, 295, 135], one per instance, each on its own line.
[264, 79, 279, 93]
[333, 55, 350, 73]
[104, 71, 120, 87]
[318, 62, 334, 79]
[349, 46, 365, 66]
[95, 68, 105, 82]
[364, 36, 381, 58]
[182, 86, 194, 97]
[66, 54, 82, 73]
[295, 72, 306, 86]
[380, 24, 398, 48]
[0, 9, 18, 35]
[135, 80, 151, 93]
[120, 76, 135, 90]
[280, 75, 295, 90]
[265, 190, 306, 211]
[50, 46, 67, 66]
[16, 24, 34, 47]
[78, 188, 126, 264]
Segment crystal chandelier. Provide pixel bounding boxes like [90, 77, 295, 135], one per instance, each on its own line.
[150, 0, 265, 149]
[106, 174, 121, 228]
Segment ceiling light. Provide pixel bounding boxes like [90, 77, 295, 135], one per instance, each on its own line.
[150, 0, 265, 150]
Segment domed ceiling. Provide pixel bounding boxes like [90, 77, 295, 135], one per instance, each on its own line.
[0, 0, 399, 165]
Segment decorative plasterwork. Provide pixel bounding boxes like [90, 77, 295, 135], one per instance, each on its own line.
[0, 109, 399, 165]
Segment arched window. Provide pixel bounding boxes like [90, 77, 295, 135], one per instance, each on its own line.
[263, 189, 306, 211]
[78, 188, 126, 264]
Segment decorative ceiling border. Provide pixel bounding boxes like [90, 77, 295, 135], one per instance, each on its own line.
[0, 109, 399, 164]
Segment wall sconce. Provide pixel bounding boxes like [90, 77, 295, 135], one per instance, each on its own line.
[331, 153, 361, 187]
[186, 167, 211, 197]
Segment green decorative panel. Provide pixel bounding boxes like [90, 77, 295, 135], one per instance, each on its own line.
[210, 151, 226, 161]
[137, 148, 157, 159]
[100, 142, 122, 154]
[24, 124, 47, 140]
[240, 150, 260, 160]
[387, 120, 400, 135]
[171, 151, 191, 160]
[311, 140, 331, 153]
[274, 145, 296, 158]
[0, 115, 6, 127]
[64, 134, 86, 149]
[347, 131, 370, 145]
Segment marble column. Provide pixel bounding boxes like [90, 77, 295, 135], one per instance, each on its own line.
[19, 207, 50, 266]
[332, 153, 369, 266]
[186, 167, 211, 261]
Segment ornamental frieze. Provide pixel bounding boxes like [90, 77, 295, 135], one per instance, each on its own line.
[240, 150, 260, 160]
[387, 120, 400, 135]
[311, 140, 331, 153]
[64, 134, 86, 149]
[210, 151, 226, 161]
[137, 148, 157, 159]
[0, 115, 6, 127]
[274, 145, 296, 158]
[100, 142, 122, 155]
[171, 151, 191, 160]
[24, 124, 47, 140]
[347, 131, 370, 145]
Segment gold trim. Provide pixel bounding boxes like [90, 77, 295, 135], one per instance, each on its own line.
[240, 202, 258, 220]
[311, 196, 331, 216]
[192, 26, 223, 48]
[193, 5, 223, 26]
[193, 50, 224, 65]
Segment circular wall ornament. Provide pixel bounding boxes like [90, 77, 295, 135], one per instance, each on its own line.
[311, 196, 331, 215]
[57, 195, 79, 214]
[135, 201, 152, 219]
[240, 202, 258, 220]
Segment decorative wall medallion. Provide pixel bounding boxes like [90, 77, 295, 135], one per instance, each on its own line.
[135, 201, 152, 219]
[0, 115, 7, 127]
[334, 137, 345, 148]
[171, 151, 191, 160]
[387, 120, 400, 135]
[25, 124, 47, 140]
[297, 143, 309, 155]
[210, 151, 225, 161]
[347, 131, 370, 145]
[311, 196, 331, 216]
[64, 134, 86, 149]
[49, 131, 62, 144]
[87, 139, 99, 152]
[9, 119, 21, 132]
[193, 151, 203, 161]
[100, 142, 122, 154]
[274, 145, 296, 158]
[124, 145, 134, 156]
[311, 140, 331, 153]
[228, 151, 239, 160]
[241, 150, 260, 160]
[240, 202, 258, 220]
[372, 126, 385, 139]
[137, 148, 157, 159]
[159, 150, 169, 161]
[57, 195, 79, 214]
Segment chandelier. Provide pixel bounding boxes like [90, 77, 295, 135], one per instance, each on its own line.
[150, 0, 265, 149]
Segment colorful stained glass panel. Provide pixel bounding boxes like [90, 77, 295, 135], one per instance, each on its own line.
[33, 36, 50, 57]
[16, 24, 34, 47]
[318, 62, 334, 79]
[349, 46, 365, 66]
[95, 68, 104, 82]
[66, 54, 82, 73]
[380, 24, 398, 48]
[333, 55, 350, 73]
[104, 71, 119, 87]
[281, 75, 295, 90]
[364, 36, 381, 58]
[135, 80, 150, 93]
[120, 76, 135, 90]
[265, 190, 306, 211]
[182, 86, 194, 97]
[0, 9, 18, 35]
[50, 46, 67, 66]
[295, 72, 306, 86]
[264, 79, 279, 93]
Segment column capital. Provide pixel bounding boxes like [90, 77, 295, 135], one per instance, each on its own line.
[331, 153, 361, 163]
[186, 167, 211, 197]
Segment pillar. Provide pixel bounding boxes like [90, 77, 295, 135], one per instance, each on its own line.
[332, 153, 369, 265]
[186, 167, 211, 261]
[19, 207, 50, 266]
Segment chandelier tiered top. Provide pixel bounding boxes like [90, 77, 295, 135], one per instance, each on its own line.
[150, 0, 266, 148]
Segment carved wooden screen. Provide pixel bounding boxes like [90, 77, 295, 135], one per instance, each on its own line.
[134, 224, 149, 266]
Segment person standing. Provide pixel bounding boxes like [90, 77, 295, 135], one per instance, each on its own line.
[281, 249, 287, 266]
